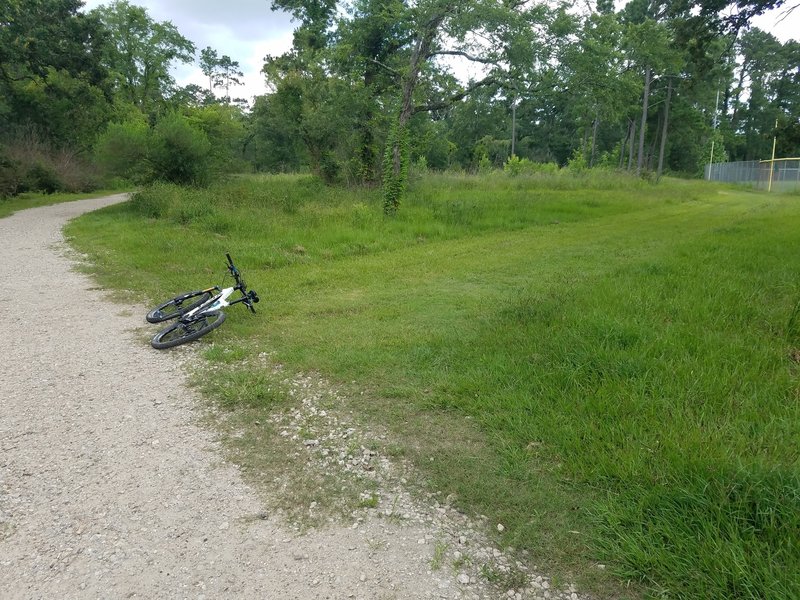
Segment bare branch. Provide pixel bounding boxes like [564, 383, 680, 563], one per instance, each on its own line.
[413, 75, 498, 114]
[427, 50, 500, 65]
[368, 58, 401, 78]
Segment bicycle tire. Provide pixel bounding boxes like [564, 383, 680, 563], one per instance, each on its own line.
[151, 311, 226, 349]
[146, 290, 212, 323]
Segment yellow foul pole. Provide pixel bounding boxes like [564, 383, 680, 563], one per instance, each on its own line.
[768, 119, 778, 192]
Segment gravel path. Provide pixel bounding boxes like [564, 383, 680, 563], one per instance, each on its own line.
[0, 196, 585, 600]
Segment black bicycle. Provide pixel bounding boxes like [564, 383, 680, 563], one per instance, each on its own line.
[147, 253, 259, 349]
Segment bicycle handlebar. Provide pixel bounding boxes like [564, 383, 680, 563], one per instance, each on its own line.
[226, 252, 244, 287]
[224, 252, 258, 313]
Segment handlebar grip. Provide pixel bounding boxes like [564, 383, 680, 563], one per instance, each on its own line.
[226, 252, 233, 266]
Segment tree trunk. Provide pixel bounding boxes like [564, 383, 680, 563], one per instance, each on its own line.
[589, 115, 599, 168]
[581, 125, 589, 159]
[384, 13, 445, 214]
[648, 110, 660, 171]
[657, 77, 673, 179]
[628, 119, 636, 172]
[731, 59, 748, 128]
[619, 119, 631, 169]
[511, 98, 517, 158]
[637, 66, 652, 176]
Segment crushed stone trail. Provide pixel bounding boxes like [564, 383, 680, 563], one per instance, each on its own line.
[0, 196, 495, 599]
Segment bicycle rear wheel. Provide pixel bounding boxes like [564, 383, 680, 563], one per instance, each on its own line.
[151, 311, 226, 349]
[146, 290, 212, 323]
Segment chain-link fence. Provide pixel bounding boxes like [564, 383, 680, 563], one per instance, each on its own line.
[705, 159, 800, 192]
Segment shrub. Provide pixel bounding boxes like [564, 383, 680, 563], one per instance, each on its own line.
[94, 119, 150, 183]
[503, 155, 560, 177]
[319, 150, 341, 184]
[477, 152, 493, 175]
[24, 161, 60, 193]
[0, 147, 23, 198]
[147, 113, 213, 186]
[1, 128, 100, 196]
[565, 149, 588, 172]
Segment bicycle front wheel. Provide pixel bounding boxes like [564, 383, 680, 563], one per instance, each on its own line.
[151, 311, 226, 349]
[146, 290, 212, 323]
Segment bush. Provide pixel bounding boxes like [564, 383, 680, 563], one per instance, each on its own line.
[1, 128, 100, 196]
[24, 161, 60, 193]
[0, 147, 23, 198]
[565, 149, 588, 172]
[147, 113, 213, 186]
[94, 119, 150, 183]
[503, 155, 560, 177]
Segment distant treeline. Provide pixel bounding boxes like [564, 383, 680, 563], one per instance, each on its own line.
[1, 0, 798, 204]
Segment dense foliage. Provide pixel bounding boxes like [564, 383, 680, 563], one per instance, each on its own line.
[1, 0, 797, 201]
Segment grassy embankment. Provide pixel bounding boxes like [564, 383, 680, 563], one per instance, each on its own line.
[66, 172, 800, 599]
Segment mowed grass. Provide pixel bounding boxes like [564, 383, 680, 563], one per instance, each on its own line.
[66, 173, 800, 599]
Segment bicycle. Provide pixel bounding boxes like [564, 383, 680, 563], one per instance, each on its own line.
[146, 253, 259, 349]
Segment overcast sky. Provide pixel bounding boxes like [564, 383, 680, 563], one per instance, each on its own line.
[80, 0, 295, 103]
[79, 1, 798, 106]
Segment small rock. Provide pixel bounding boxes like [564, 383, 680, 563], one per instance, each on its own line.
[457, 573, 470, 585]
[497, 523, 505, 532]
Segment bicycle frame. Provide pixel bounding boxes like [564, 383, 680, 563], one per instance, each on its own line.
[181, 286, 253, 322]
[177, 253, 257, 322]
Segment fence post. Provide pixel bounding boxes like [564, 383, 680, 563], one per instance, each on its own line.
[768, 119, 778, 192]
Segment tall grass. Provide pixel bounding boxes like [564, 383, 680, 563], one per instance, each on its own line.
[66, 173, 800, 599]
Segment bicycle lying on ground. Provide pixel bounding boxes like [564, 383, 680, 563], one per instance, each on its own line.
[146, 253, 259, 349]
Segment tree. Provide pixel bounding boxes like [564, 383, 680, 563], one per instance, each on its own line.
[92, 0, 195, 116]
[727, 28, 791, 159]
[0, 0, 111, 146]
[379, 0, 549, 213]
[200, 46, 245, 103]
[215, 55, 245, 103]
[200, 47, 221, 94]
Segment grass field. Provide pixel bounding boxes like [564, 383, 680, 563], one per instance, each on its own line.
[65, 172, 800, 599]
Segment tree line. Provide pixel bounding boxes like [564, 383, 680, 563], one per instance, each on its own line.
[1, 0, 798, 211]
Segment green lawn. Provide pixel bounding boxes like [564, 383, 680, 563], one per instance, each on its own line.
[65, 173, 800, 599]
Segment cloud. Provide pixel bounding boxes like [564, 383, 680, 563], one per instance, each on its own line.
[83, 0, 295, 44]
[146, 0, 294, 43]
[174, 31, 295, 102]
[81, 0, 297, 103]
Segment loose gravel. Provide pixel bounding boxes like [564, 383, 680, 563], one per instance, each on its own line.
[0, 195, 589, 600]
